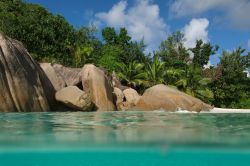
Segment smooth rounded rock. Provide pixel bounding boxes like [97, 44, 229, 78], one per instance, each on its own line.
[134, 84, 212, 112]
[123, 88, 140, 106]
[55, 86, 93, 111]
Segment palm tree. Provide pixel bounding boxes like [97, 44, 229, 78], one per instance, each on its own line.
[116, 61, 148, 89]
[165, 68, 186, 86]
[145, 55, 166, 87]
[174, 67, 214, 103]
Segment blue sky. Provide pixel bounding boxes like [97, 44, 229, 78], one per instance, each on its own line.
[26, 0, 250, 65]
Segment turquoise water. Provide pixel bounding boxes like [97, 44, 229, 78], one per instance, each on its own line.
[1, 111, 250, 165]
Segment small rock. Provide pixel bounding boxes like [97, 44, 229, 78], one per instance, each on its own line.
[123, 88, 141, 106]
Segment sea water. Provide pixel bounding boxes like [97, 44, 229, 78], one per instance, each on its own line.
[1, 111, 250, 166]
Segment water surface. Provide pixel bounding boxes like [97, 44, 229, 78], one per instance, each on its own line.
[1, 111, 250, 165]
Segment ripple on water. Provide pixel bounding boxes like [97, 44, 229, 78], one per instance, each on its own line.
[0, 111, 250, 149]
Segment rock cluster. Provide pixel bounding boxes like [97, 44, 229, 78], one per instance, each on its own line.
[0, 33, 213, 112]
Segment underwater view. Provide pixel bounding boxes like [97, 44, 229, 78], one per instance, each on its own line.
[1, 111, 250, 166]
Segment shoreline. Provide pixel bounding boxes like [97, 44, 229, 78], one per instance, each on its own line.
[202, 108, 250, 113]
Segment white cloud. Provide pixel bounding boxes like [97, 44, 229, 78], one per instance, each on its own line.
[248, 40, 250, 49]
[96, 1, 127, 28]
[94, 0, 169, 52]
[182, 18, 209, 49]
[169, 0, 250, 29]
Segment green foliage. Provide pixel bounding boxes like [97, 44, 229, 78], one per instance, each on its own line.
[123, 40, 150, 64]
[157, 32, 216, 104]
[97, 45, 123, 72]
[72, 27, 101, 67]
[166, 68, 186, 86]
[99, 27, 147, 71]
[158, 31, 189, 68]
[145, 55, 166, 87]
[212, 48, 250, 108]
[0, 0, 99, 66]
[235, 98, 250, 109]
[1, 0, 72, 64]
[116, 61, 148, 90]
[73, 45, 93, 67]
[173, 67, 214, 104]
[190, 40, 218, 68]
[102, 27, 117, 45]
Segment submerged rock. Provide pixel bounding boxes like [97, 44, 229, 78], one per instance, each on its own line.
[55, 86, 93, 111]
[81, 64, 115, 111]
[0, 33, 50, 112]
[134, 84, 212, 112]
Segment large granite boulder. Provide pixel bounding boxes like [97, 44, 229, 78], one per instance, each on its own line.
[134, 84, 212, 112]
[81, 64, 116, 111]
[55, 86, 93, 111]
[52, 64, 82, 87]
[40, 63, 66, 91]
[0, 33, 50, 112]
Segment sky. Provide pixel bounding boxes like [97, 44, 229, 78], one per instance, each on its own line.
[26, 0, 250, 65]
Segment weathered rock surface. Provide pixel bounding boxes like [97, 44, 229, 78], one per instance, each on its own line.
[40, 63, 66, 91]
[53, 64, 82, 87]
[134, 84, 212, 112]
[0, 33, 50, 112]
[123, 88, 141, 106]
[37, 65, 57, 108]
[113, 87, 125, 110]
[82, 64, 115, 111]
[113, 87, 141, 111]
[111, 72, 129, 91]
[55, 86, 93, 111]
[114, 87, 124, 104]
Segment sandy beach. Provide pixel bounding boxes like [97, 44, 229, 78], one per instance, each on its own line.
[203, 108, 250, 113]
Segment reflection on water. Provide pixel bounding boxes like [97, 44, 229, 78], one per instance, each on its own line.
[1, 111, 250, 149]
